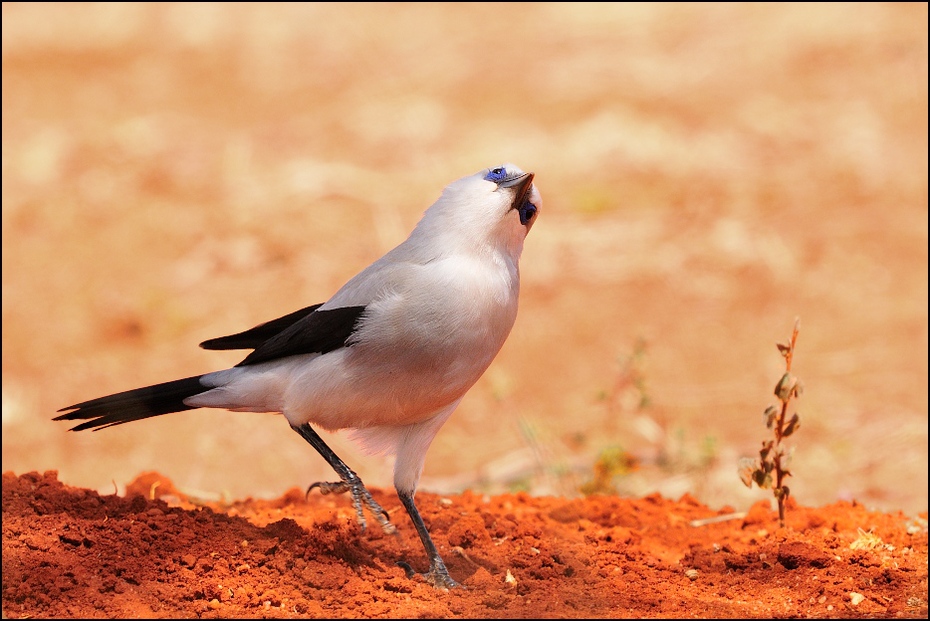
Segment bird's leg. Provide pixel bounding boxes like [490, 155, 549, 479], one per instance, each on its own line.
[291, 423, 396, 535]
[395, 489, 462, 589]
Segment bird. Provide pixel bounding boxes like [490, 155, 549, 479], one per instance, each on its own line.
[55, 163, 541, 589]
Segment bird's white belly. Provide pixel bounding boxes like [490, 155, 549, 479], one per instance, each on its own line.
[285, 258, 519, 430]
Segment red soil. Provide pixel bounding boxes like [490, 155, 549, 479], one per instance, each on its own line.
[3, 471, 926, 618]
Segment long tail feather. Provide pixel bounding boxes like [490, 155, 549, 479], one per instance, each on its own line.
[54, 375, 207, 431]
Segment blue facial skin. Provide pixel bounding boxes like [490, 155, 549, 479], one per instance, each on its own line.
[484, 167, 509, 183]
[484, 167, 536, 226]
[519, 200, 537, 226]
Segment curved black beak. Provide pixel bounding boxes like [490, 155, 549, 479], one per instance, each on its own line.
[500, 172, 535, 209]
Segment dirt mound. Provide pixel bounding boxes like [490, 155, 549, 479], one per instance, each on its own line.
[3, 471, 926, 618]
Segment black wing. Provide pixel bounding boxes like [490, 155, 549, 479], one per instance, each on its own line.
[200, 303, 324, 350]
[55, 304, 366, 432]
[235, 305, 367, 367]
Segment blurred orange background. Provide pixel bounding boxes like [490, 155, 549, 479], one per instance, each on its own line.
[2, 3, 927, 514]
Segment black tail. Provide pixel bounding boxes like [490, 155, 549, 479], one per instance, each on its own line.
[54, 375, 208, 431]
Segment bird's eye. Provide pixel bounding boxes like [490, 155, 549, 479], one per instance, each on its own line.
[519, 201, 537, 226]
[484, 167, 507, 183]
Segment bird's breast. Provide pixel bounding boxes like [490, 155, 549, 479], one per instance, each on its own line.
[283, 250, 522, 431]
[329, 254, 519, 423]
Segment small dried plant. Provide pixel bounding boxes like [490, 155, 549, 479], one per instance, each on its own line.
[739, 318, 803, 526]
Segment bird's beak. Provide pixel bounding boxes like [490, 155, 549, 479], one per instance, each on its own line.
[500, 172, 535, 208]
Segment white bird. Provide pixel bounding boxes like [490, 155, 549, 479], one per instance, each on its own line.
[56, 164, 541, 589]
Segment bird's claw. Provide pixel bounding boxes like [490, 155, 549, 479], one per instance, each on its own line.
[306, 479, 396, 535]
[306, 480, 348, 497]
[397, 560, 463, 590]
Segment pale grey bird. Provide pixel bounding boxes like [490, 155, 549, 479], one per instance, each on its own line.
[55, 164, 541, 589]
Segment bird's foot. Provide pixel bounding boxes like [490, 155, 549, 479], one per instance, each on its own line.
[306, 480, 349, 497]
[397, 559, 463, 590]
[307, 479, 397, 535]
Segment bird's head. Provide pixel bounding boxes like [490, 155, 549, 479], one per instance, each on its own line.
[480, 164, 540, 233]
[412, 164, 541, 260]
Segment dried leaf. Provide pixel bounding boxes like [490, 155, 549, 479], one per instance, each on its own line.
[774, 373, 796, 401]
[737, 458, 756, 487]
[763, 405, 779, 429]
[753, 471, 772, 489]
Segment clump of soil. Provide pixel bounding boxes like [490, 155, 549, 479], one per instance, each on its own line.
[3, 471, 927, 618]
